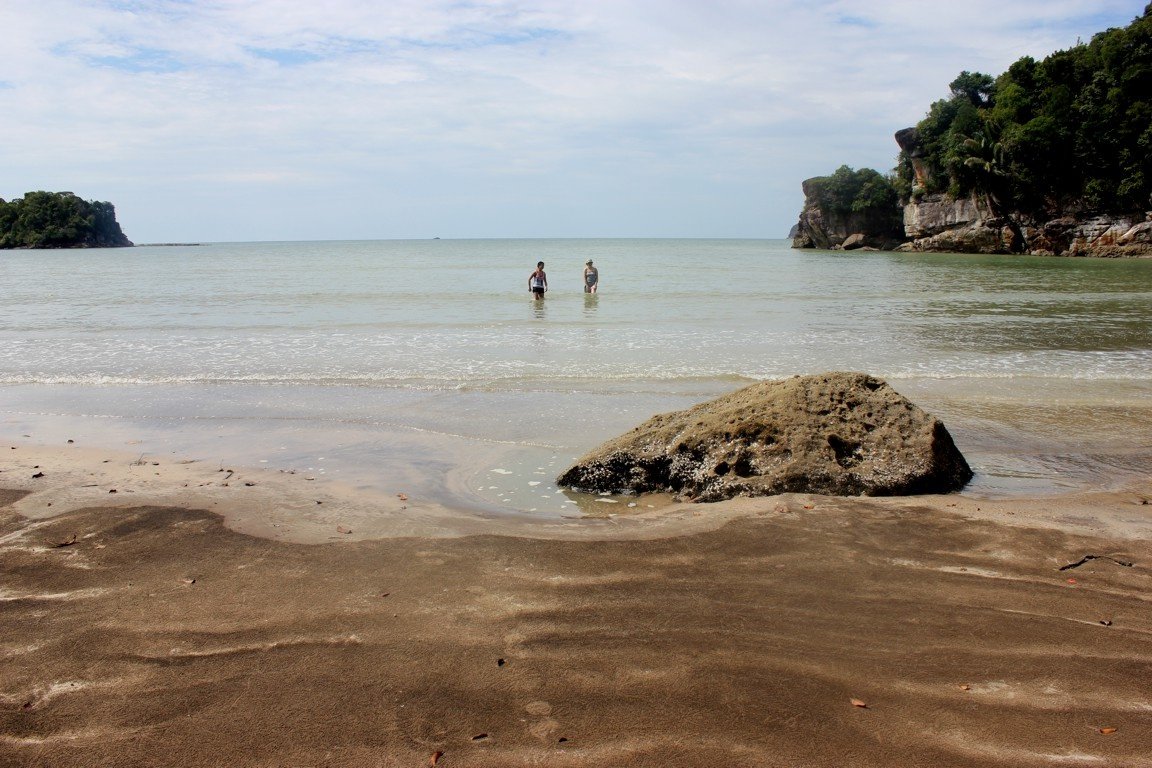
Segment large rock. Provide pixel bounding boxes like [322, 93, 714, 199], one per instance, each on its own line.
[894, 127, 931, 190]
[898, 223, 1017, 254]
[840, 233, 867, 250]
[557, 372, 973, 501]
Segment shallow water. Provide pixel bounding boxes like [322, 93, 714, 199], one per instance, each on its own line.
[2, 239, 1151, 511]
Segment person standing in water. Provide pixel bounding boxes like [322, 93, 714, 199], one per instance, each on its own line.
[583, 259, 599, 293]
[529, 261, 548, 299]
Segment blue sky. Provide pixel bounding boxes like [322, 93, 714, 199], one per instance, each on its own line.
[1, 0, 1145, 242]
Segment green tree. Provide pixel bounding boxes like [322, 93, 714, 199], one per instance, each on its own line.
[0, 191, 132, 249]
[949, 71, 996, 107]
[960, 131, 1008, 210]
[893, 4, 1152, 217]
[814, 165, 900, 215]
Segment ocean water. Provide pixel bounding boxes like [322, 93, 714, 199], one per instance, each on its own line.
[2, 239, 1151, 513]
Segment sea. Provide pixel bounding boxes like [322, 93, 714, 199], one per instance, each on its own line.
[2, 238, 1151, 515]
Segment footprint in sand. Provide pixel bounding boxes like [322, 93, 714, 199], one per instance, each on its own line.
[524, 700, 561, 742]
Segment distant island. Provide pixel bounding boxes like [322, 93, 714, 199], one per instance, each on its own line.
[0, 191, 133, 249]
[792, 4, 1152, 257]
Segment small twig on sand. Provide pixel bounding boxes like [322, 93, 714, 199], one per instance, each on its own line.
[1059, 554, 1134, 571]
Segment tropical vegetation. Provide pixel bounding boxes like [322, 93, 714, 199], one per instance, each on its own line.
[0, 191, 132, 249]
[809, 3, 1152, 224]
[807, 165, 901, 219]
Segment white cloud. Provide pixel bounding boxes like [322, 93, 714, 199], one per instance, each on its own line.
[0, 0, 1145, 240]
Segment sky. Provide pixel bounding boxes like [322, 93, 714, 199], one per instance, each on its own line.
[1, 0, 1146, 242]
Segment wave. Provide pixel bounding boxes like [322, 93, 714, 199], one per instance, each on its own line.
[2, 368, 1151, 389]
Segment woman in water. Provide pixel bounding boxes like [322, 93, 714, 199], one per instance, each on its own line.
[583, 260, 599, 293]
[529, 261, 548, 299]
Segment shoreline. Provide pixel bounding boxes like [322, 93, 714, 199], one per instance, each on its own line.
[4, 375, 1152, 511]
[0, 440, 744, 544]
[4, 435, 1151, 545]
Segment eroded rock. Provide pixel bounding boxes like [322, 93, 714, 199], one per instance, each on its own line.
[557, 372, 972, 501]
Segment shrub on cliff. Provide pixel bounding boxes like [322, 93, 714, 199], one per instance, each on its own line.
[0, 191, 132, 249]
[811, 165, 901, 217]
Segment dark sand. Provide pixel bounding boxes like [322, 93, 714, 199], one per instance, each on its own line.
[2, 450, 1151, 766]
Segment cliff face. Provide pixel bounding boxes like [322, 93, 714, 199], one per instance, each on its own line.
[895, 193, 1016, 254]
[1023, 215, 1152, 258]
[894, 194, 1152, 257]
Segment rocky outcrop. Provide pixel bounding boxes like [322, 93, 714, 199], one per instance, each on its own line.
[557, 372, 973, 502]
[793, 126, 1152, 258]
[896, 199, 1152, 257]
[0, 191, 133, 249]
[791, 178, 904, 251]
[894, 127, 931, 190]
[1025, 215, 1152, 258]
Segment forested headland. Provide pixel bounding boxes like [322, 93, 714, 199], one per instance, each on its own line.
[793, 4, 1152, 256]
[0, 191, 133, 249]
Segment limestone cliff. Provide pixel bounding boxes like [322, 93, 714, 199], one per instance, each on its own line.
[895, 193, 1152, 257]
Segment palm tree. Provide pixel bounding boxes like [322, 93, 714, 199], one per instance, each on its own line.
[961, 131, 1008, 215]
[958, 124, 1026, 251]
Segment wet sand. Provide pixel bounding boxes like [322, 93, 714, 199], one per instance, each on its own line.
[2, 444, 1151, 767]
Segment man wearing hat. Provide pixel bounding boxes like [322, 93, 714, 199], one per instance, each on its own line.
[583, 260, 599, 294]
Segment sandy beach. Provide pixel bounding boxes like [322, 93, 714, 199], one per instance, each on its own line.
[7, 0, 1152, 761]
[2, 441, 1150, 767]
